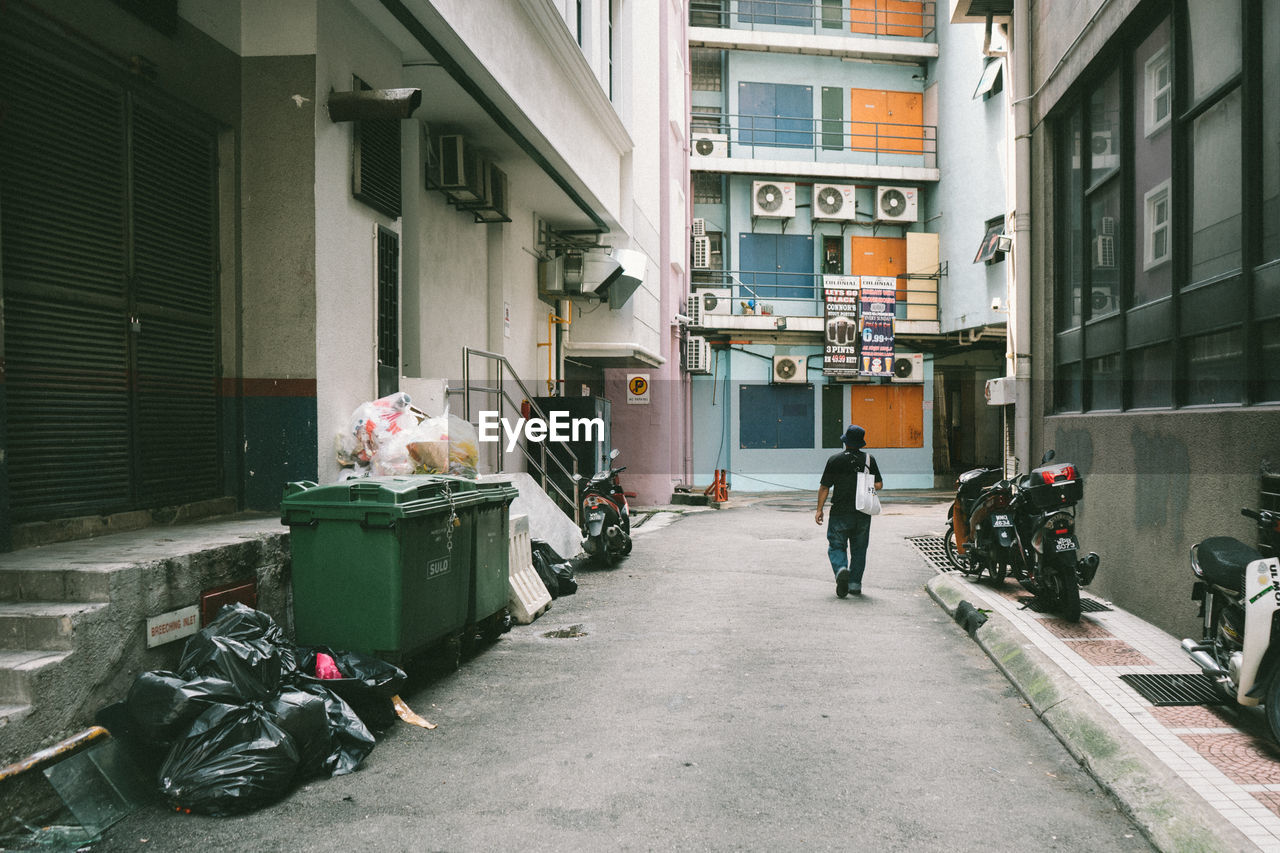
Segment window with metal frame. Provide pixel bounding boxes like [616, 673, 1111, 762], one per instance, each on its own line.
[352, 76, 402, 219]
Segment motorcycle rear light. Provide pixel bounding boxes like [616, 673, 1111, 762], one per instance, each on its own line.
[1041, 465, 1076, 484]
[1055, 528, 1069, 535]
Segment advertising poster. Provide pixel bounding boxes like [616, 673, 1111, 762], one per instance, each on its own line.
[859, 276, 896, 377]
[822, 275, 860, 376]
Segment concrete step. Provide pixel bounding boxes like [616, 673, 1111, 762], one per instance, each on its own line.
[0, 703, 33, 730]
[0, 567, 111, 603]
[0, 650, 72, 704]
[0, 601, 108, 651]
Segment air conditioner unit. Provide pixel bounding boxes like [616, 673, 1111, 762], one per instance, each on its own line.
[772, 355, 806, 384]
[700, 287, 732, 315]
[890, 353, 924, 383]
[1094, 235, 1115, 268]
[1090, 288, 1115, 313]
[686, 293, 705, 327]
[692, 218, 707, 237]
[692, 236, 711, 269]
[753, 181, 796, 219]
[692, 132, 728, 158]
[812, 184, 857, 222]
[1091, 131, 1118, 170]
[437, 134, 487, 202]
[875, 186, 918, 223]
[686, 335, 712, 374]
[469, 162, 509, 221]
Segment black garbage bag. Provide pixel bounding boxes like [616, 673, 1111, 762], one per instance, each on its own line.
[125, 670, 245, 745]
[531, 539, 577, 597]
[158, 702, 300, 815]
[177, 603, 295, 702]
[531, 547, 559, 598]
[550, 561, 577, 596]
[292, 681, 376, 776]
[265, 689, 331, 781]
[294, 647, 407, 733]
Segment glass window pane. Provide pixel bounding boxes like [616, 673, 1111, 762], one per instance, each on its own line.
[1058, 111, 1083, 330]
[1089, 70, 1121, 184]
[1089, 183, 1121, 317]
[1189, 89, 1242, 284]
[1055, 362, 1082, 413]
[1264, 1, 1280, 263]
[1261, 318, 1280, 403]
[1133, 19, 1173, 305]
[1185, 327, 1243, 405]
[1128, 343, 1172, 408]
[1087, 354, 1121, 410]
[1186, 1, 1241, 104]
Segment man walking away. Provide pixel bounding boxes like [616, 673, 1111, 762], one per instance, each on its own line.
[815, 425, 882, 598]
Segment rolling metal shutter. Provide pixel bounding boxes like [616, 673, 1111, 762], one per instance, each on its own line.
[1, 39, 220, 521]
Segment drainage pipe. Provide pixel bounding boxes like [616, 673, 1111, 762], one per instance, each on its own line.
[1012, 0, 1032, 474]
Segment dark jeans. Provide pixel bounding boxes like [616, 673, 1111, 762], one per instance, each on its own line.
[827, 508, 871, 583]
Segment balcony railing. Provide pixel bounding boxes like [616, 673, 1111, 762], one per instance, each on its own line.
[691, 269, 942, 324]
[693, 113, 937, 169]
[690, 0, 937, 41]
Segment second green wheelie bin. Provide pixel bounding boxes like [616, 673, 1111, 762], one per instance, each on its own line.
[466, 478, 521, 640]
[280, 476, 481, 662]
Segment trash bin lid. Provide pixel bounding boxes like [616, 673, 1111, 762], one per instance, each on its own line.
[281, 475, 481, 525]
[472, 478, 520, 505]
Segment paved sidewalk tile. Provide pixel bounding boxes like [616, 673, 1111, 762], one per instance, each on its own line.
[918, 544, 1280, 852]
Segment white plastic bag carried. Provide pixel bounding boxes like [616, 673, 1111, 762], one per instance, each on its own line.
[855, 455, 881, 515]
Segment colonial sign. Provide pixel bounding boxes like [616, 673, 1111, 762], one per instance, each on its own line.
[859, 276, 897, 377]
[822, 275, 860, 377]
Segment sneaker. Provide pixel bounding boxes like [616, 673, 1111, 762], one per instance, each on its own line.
[850, 582, 862, 596]
[835, 569, 849, 598]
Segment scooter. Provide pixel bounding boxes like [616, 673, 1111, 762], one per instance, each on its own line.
[945, 467, 1019, 583]
[575, 449, 632, 567]
[1007, 450, 1100, 622]
[1182, 507, 1280, 739]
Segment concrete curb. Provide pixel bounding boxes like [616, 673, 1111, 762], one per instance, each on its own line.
[927, 573, 1255, 853]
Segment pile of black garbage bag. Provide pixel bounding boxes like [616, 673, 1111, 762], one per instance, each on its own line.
[531, 538, 577, 598]
[99, 603, 406, 816]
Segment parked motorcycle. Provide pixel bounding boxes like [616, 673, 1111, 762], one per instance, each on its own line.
[575, 449, 632, 567]
[944, 467, 1019, 583]
[1007, 450, 1100, 622]
[1182, 507, 1280, 738]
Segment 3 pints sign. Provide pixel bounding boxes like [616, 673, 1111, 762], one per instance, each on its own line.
[822, 276, 859, 377]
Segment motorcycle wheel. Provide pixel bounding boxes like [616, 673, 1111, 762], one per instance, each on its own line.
[944, 526, 973, 574]
[1057, 561, 1082, 622]
[622, 537, 633, 556]
[599, 543, 616, 568]
[988, 559, 1008, 584]
[1264, 670, 1280, 743]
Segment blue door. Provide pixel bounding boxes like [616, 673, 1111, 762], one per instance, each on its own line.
[737, 82, 813, 149]
[740, 385, 815, 449]
[739, 233, 814, 300]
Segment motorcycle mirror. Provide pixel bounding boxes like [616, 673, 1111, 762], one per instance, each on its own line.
[1040, 449, 1055, 465]
[610, 449, 620, 460]
[572, 473, 583, 482]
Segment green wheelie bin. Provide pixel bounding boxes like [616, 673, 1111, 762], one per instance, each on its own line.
[280, 476, 481, 663]
[466, 479, 521, 642]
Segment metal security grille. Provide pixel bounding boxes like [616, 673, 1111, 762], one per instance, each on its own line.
[1119, 673, 1227, 706]
[376, 227, 400, 398]
[352, 78, 402, 219]
[0, 33, 219, 521]
[1018, 596, 1113, 613]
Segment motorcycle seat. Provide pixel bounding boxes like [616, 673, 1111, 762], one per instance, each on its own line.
[1195, 536, 1263, 591]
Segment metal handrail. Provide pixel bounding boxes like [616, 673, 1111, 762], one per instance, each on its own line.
[461, 347, 581, 522]
[692, 113, 937, 166]
[690, 0, 938, 40]
[689, 269, 942, 322]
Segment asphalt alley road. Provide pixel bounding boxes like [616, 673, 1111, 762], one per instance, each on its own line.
[97, 496, 1153, 852]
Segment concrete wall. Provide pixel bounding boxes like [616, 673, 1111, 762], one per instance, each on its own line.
[931, 20, 1007, 334]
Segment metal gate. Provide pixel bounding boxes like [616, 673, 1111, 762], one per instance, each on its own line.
[0, 36, 220, 522]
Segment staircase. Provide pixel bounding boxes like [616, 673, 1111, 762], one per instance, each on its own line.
[0, 515, 288, 766]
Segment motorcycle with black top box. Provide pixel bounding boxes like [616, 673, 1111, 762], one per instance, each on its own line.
[1183, 507, 1280, 740]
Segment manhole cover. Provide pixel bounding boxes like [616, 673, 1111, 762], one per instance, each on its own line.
[909, 536, 960, 572]
[543, 624, 587, 639]
[1018, 596, 1112, 613]
[1120, 673, 1228, 706]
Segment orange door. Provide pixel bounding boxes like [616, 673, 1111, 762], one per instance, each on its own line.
[849, 0, 926, 36]
[884, 91, 923, 153]
[850, 384, 924, 448]
[848, 88, 885, 152]
[850, 236, 908, 303]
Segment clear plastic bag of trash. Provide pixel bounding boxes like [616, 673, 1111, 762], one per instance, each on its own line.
[447, 414, 479, 479]
[158, 702, 300, 816]
[176, 603, 295, 702]
[349, 392, 416, 466]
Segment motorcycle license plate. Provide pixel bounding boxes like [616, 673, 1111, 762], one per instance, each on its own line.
[1054, 535, 1078, 552]
[588, 510, 605, 522]
[992, 514, 1013, 527]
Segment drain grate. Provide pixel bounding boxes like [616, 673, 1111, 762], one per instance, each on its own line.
[909, 536, 959, 573]
[1120, 673, 1228, 706]
[1017, 595, 1113, 613]
[543, 624, 587, 639]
